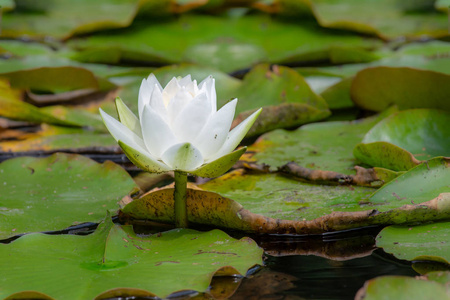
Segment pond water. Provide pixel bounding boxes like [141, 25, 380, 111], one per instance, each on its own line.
[230, 228, 417, 300]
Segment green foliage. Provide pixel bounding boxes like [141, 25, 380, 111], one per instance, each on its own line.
[376, 222, 450, 265]
[0, 153, 139, 239]
[0, 1, 449, 298]
[0, 214, 263, 299]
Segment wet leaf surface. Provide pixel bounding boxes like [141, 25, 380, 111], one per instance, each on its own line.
[351, 67, 450, 112]
[354, 109, 450, 170]
[122, 171, 450, 234]
[0, 153, 138, 239]
[355, 273, 450, 300]
[376, 222, 450, 265]
[0, 215, 263, 299]
[247, 109, 393, 173]
[367, 157, 450, 208]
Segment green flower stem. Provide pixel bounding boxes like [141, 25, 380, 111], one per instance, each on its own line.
[174, 171, 188, 228]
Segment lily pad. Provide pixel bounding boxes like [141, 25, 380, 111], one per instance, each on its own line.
[232, 64, 330, 136]
[69, 14, 380, 73]
[0, 215, 263, 299]
[0, 0, 141, 39]
[300, 0, 448, 39]
[122, 177, 450, 234]
[351, 67, 450, 112]
[355, 274, 450, 300]
[0, 124, 119, 154]
[248, 108, 394, 173]
[376, 222, 450, 265]
[0, 79, 80, 127]
[0, 153, 138, 239]
[0, 62, 108, 93]
[367, 157, 450, 207]
[354, 109, 450, 171]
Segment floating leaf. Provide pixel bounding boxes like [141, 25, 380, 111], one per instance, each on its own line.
[248, 109, 394, 173]
[354, 109, 450, 171]
[121, 183, 374, 234]
[351, 67, 450, 112]
[376, 222, 450, 265]
[69, 14, 380, 73]
[0, 79, 79, 127]
[0, 0, 142, 39]
[0, 215, 263, 299]
[0, 124, 118, 154]
[0, 153, 138, 239]
[367, 157, 450, 207]
[232, 64, 330, 136]
[355, 274, 450, 300]
[122, 178, 450, 234]
[269, 0, 449, 39]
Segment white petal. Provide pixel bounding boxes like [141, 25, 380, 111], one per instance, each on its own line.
[161, 142, 204, 172]
[115, 97, 142, 138]
[162, 77, 180, 108]
[171, 92, 212, 144]
[207, 108, 262, 161]
[99, 108, 147, 153]
[141, 105, 178, 158]
[149, 85, 168, 122]
[147, 73, 162, 92]
[184, 79, 197, 96]
[178, 74, 192, 86]
[138, 78, 153, 120]
[199, 76, 216, 112]
[195, 99, 237, 161]
[166, 87, 192, 124]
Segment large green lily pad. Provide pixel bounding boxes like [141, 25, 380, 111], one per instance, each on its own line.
[232, 64, 330, 136]
[248, 108, 393, 173]
[354, 109, 450, 171]
[0, 215, 263, 299]
[298, 41, 450, 79]
[0, 126, 119, 153]
[122, 175, 450, 234]
[288, 0, 449, 39]
[355, 274, 450, 300]
[0, 0, 141, 39]
[0, 80, 79, 127]
[69, 14, 380, 73]
[0, 153, 138, 239]
[0, 57, 113, 93]
[367, 157, 450, 207]
[376, 222, 450, 265]
[351, 67, 450, 112]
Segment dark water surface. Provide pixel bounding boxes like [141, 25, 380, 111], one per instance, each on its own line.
[229, 227, 418, 300]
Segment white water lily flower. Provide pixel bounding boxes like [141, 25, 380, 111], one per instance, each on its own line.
[100, 74, 261, 177]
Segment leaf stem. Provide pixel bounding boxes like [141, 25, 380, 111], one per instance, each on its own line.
[174, 170, 188, 228]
